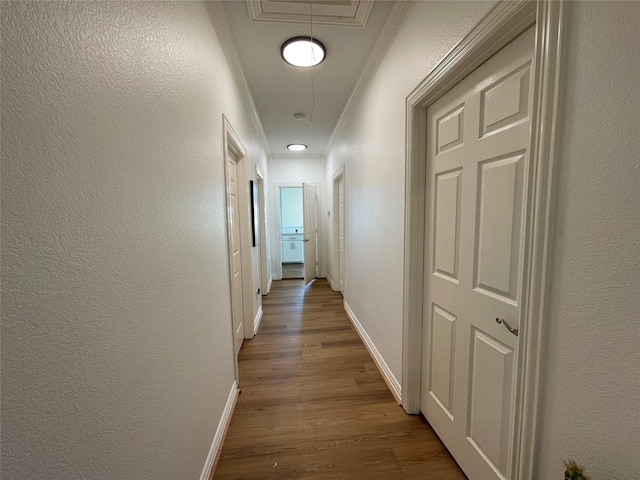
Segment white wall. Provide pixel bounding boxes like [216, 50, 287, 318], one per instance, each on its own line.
[534, 2, 640, 478]
[325, 1, 640, 478]
[269, 155, 328, 278]
[280, 188, 304, 228]
[324, 0, 494, 385]
[1, 2, 268, 479]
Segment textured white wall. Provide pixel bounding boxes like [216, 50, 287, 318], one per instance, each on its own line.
[269, 155, 328, 277]
[325, 1, 640, 477]
[324, 1, 494, 383]
[535, 2, 640, 478]
[1, 2, 268, 479]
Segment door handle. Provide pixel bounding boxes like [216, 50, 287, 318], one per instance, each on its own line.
[496, 317, 518, 336]
[304, 239, 310, 242]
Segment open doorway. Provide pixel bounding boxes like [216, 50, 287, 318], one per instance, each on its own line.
[280, 187, 304, 279]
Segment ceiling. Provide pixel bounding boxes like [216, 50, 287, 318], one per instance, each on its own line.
[219, 0, 399, 156]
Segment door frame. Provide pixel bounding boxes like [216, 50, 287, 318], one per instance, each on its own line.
[332, 165, 345, 293]
[273, 183, 322, 280]
[223, 116, 253, 375]
[255, 165, 271, 296]
[273, 183, 302, 280]
[401, 1, 564, 479]
[302, 183, 319, 285]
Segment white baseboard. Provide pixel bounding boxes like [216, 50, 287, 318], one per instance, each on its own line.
[343, 301, 402, 404]
[326, 274, 337, 291]
[254, 305, 263, 335]
[199, 381, 239, 480]
[272, 274, 282, 281]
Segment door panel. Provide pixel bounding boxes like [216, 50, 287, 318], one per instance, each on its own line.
[433, 169, 462, 283]
[429, 304, 457, 419]
[303, 183, 317, 285]
[480, 64, 531, 137]
[437, 105, 465, 154]
[474, 153, 525, 305]
[421, 26, 534, 480]
[467, 328, 515, 475]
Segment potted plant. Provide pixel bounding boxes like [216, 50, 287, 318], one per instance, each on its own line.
[564, 460, 591, 480]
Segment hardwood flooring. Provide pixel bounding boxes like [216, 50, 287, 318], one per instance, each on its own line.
[282, 263, 304, 279]
[213, 279, 465, 480]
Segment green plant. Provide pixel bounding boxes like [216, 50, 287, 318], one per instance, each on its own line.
[564, 460, 591, 480]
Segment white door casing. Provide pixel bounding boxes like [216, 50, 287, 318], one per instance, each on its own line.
[303, 183, 318, 285]
[223, 116, 253, 366]
[421, 26, 534, 479]
[332, 166, 345, 293]
[402, 2, 564, 479]
[338, 177, 345, 293]
[256, 165, 270, 296]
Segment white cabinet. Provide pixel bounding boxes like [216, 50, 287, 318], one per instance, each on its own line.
[292, 242, 303, 262]
[281, 234, 303, 263]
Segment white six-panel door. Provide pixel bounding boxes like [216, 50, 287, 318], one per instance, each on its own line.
[227, 148, 245, 355]
[303, 183, 318, 285]
[421, 27, 534, 479]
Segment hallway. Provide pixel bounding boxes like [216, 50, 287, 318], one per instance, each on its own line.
[213, 280, 465, 479]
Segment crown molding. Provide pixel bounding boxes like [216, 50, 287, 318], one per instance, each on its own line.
[204, 1, 270, 153]
[246, 0, 374, 27]
[270, 154, 325, 162]
[323, 0, 414, 156]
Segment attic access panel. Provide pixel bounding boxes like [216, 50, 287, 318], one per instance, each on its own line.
[247, 0, 374, 27]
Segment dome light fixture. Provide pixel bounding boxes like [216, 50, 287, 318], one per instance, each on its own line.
[287, 144, 307, 152]
[281, 36, 326, 68]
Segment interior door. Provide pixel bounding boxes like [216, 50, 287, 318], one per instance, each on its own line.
[303, 183, 317, 285]
[227, 148, 245, 355]
[421, 27, 534, 479]
[338, 176, 345, 293]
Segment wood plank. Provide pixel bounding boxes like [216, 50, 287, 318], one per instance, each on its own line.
[213, 279, 465, 479]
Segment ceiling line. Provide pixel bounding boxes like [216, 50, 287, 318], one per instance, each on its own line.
[323, 0, 414, 157]
[205, 0, 270, 154]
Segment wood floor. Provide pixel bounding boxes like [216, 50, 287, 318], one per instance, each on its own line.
[282, 262, 304, 279]
[213, 279, 465, 480]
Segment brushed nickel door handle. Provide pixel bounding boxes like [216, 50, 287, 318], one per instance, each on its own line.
[496, 317, 518, 336]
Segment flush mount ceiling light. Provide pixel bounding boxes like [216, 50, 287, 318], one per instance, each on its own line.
[281, 36, 326, 68]
[287, 144, 307, 152]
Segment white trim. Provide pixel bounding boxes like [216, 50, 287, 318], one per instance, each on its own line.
[344, 301, 401, 404]
[270, 154, 324, 162]
[256, 165, 270, 298]
[401, 1, 564, 479]
[253, 305, 263, 335]
[273, 183, 302, 281]
[199, 381, 239, 480]
[323, 1, 414, 156]
[223, 115, 251, 377]
[266, 276, 273, 295]
[274, 183, 323, 281]
[205, 1, 269, 153]
[247, 0, 374, 27]
[331, 165, 346, 295]
[326, 274, 336, 291]
[514, 2, 564, 477]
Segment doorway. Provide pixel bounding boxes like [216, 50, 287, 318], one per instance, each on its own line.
[402, 2, 563, 478]
[223, 116, 251, 361]
[279, 186, 304, 279]
[332, 166, 345, 293]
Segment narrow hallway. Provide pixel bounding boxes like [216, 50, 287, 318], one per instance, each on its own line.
[213, 280, 465, 479]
